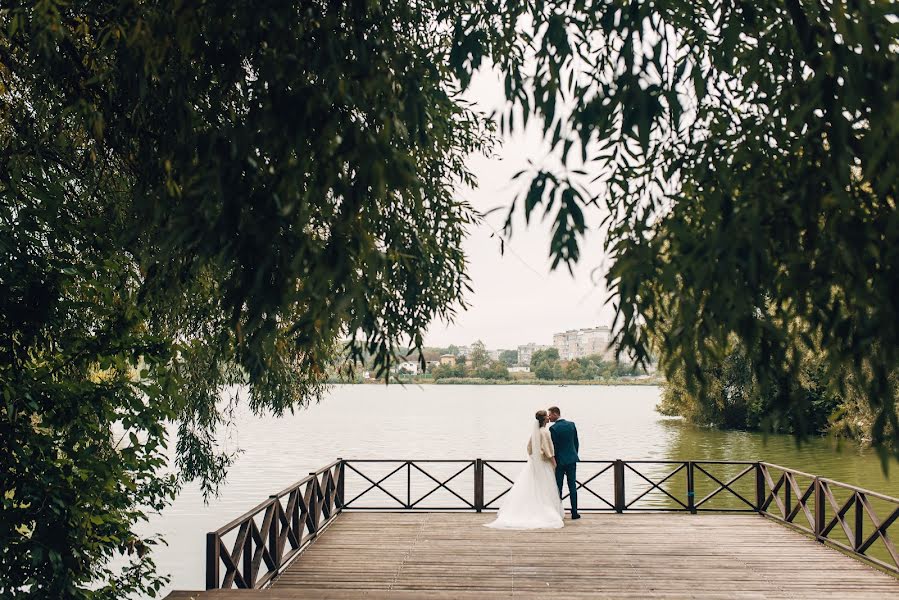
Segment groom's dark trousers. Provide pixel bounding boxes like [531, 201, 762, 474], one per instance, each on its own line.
[549, 418, 580, 515]
[555, 463, 578, 515]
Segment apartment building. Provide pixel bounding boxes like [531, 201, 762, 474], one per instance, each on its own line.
[517, 343, 551, 366]
[552, 326, 615, 361]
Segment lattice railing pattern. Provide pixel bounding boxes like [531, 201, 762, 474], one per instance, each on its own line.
[341, 460, 476, 510]
[344, 460, 760, 513]
[760, 462, 899, 574]
[205, 460, 343, 589]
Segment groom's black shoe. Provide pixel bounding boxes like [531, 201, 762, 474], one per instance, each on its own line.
[570, 513, 581, 520]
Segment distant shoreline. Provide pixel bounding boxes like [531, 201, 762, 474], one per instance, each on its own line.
[328, 377, 663, 386]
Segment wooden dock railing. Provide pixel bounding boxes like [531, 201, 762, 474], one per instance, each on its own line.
[205, 458, 899, 589]
[759, 462, 899, 574]
[205, 460, 343, 590]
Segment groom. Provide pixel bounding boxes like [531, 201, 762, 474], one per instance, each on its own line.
[548, 406, 580, 519]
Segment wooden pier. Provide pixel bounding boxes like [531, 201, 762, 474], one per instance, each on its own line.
[166, 459, 899, 599]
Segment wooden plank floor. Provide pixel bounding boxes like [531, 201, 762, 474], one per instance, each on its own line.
[276, 512, 899, 598]
[168, 512, 899, 599]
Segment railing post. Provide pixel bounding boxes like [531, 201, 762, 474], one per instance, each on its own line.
[854, 492, 864, 551]
[784, 473, 792, 520]
[303, 477, 315, 534]
[686, 461, 696, 514]
[269, 496, 280, 566]
[336, 459, 345, 510]
[614, 459, 625, 513]
[755, 462, 765, 513]
[814, 477, 825, 542]
[243, 526, 253, 587]
[474, 459, 484, 512]
[206, 532, 220, 589]
[307, 473, 320, 534]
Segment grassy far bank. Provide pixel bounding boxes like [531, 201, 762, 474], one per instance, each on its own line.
[328, 375, 665, 386]
[432, 377, 662, 385]
[332, 344, 658, 386]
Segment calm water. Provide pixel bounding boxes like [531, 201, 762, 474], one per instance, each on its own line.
[148, 384, 899, 595]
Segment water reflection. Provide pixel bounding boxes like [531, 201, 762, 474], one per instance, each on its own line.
[661, 419, 899, 495]
[148, 384, 898, 595]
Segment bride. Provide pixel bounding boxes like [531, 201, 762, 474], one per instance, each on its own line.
[485, 410, 564, 529]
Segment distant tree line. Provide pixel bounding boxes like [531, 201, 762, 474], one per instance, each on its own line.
[327, 340, 521, 379]
[429, 340, 511, 381]
[530, 349, 643, 381]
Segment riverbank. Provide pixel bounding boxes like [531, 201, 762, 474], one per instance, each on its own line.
[327, 376, 664, 386]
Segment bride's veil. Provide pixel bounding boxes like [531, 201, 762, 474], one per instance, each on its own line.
[529, 420, 542, 458]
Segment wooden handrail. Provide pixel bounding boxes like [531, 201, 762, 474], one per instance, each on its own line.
[206, 458, 899, 588]
[758, 461, 818, 480]
[206, 460, 344, 589]
[758, 462, 899, 575]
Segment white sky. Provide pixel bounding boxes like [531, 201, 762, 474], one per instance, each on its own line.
[425, 70, 616, 350]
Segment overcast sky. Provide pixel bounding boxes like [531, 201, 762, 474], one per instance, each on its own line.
[425, 70, 616, 350]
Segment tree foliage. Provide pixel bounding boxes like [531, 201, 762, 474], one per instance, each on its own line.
[529, 347, 560, 368]
[430, 362, 468, 380]
[429, 357, 509, 380]
[1, 1, 490, 596]
[467, 340, 491, 369]
[498, 349, 519, 366]
[531, 352, 641, 380]
[0, 212, 177, 598]
[474, 361, 512, 380]
[658, 338, 845, 434]
[447, 0, 899, 444]
[3, 0, 899, 596]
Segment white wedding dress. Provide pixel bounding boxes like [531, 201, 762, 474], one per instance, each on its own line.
[485, 422, 564, 529]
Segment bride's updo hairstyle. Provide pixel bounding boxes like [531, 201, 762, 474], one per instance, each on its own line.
[535, 410, 548, 427]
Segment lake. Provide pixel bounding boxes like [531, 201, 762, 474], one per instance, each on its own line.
[149, 384, 899, 595]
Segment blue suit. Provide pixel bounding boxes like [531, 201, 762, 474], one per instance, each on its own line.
[550, 419, 580, 515]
